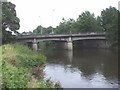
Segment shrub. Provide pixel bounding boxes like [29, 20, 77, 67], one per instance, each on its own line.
[1, 44, 46, 88]
[1, 44, 61, 88]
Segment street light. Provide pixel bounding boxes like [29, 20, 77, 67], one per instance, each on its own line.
[51, 9, 55, 34]
[40, 25, 42, 35]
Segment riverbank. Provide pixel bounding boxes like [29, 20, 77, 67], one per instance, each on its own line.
[1, 44, 61, 88]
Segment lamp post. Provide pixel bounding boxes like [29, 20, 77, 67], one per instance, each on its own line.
[40, 25, 42, 35]
[51, 9, 55, 34]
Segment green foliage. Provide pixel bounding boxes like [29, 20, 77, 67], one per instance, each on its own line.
[2, 2, 20, 44]
[35, 80, 54, 88]
[2, 44, 46, 68]
[76, 11, 103, 33]
[100, 6, 119, 46]
[55, 18, 75, 34]
[21, 26, 53, 35]
[52, 12, 103, 34]
[0, 47, 2, 89]
[2, 44, 30, 88]
[33, 26, 53, 35]
[2, 2, 20, 31]
[1, 44, 61, 88]
[0, 2, 2, 21]
[28, 78, 61, 88]
[38, 79, 61, 88]
[33, 25, 43, 35]
[2, 62, 29, 88]
[1, 44, 44, 88]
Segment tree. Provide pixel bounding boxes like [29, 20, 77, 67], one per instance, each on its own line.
[32, 25, 54, 35]
[2, 2, 20, 44]
[76, 11, 103, 33]
[55, 18, 75, 34]
[33, 25, 43, 35]
[100, 6, 119, 46]
[46, 26, 53, 34]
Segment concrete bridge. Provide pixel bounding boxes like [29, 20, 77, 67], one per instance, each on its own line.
[17, 33, 107, 51]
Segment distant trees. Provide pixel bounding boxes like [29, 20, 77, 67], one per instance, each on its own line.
[48, 11, 103, 34]
[33, 26, 53, 35]
[99, 6, 119, 46]
[33, 25, 43, 34]
[55, 18, 75, 34]
[76, 11, 103, 33]
[21, 6, 118, 47]
[1, 2, 20, 44]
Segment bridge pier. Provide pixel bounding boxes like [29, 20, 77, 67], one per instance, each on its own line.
[33, 42, 38, 51]
[66, 37, 73, 50]
[32, 39, 38, 51]
[66, 41, 73, 50]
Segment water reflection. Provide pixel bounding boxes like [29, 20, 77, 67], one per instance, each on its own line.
[41, 48, 118, 88]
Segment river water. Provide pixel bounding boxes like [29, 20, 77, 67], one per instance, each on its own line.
[41, 48, 118, 88]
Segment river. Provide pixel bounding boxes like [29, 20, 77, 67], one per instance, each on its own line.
[40, 48, 118, 88]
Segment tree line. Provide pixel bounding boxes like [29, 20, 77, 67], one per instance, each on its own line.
[1, 1, 119, 46]
[22, 7, 119, 46]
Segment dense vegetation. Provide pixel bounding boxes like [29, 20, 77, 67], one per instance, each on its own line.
[100, 7, 119, 46]
[1, 44, 61, 88]
[22, 6, 119, 47]
[1, 2, 20, 44]
[0, 47, 2, 89]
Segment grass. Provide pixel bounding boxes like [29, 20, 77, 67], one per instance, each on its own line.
[0, 46, 2, 89]
[1, 43, 61, 88]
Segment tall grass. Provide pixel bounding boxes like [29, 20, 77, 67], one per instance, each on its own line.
[1, 44, 61, 88]
[0, 46, 2, 89]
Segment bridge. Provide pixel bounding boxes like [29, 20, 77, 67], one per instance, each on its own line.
[17, 33, 107, 51]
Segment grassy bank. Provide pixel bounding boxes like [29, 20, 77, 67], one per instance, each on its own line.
[1, 44, 61, 88]
[0, 47, 2, 89]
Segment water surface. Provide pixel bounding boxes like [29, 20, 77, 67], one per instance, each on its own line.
[41, 48, 118, 88]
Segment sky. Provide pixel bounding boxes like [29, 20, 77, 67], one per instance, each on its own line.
[8, 0, 119, 33]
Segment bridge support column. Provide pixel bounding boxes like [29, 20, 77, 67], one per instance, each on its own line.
[66, 41, 73, 50]
[66, 37, 73, 50]
[32, 39, 38, 51]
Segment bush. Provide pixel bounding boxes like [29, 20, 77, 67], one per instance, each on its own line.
[1, 44, 61, 88]
[2, 61, 29, 88]
[1, 44, 46, 88]
[0, 47, 2, 89]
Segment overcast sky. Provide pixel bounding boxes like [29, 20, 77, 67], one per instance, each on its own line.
[8, 0, 118, 33]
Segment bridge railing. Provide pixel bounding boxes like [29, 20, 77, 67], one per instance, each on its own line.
[17, 32, 106, 37]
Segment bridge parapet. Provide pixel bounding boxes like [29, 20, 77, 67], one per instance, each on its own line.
[17, 33, 106, 40]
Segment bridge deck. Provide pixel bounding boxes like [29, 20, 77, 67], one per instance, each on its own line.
[17, 33, 106, 39]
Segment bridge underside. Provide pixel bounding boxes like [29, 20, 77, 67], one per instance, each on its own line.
[73, 39, 109, 49]
[20, 39, 109, 51]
